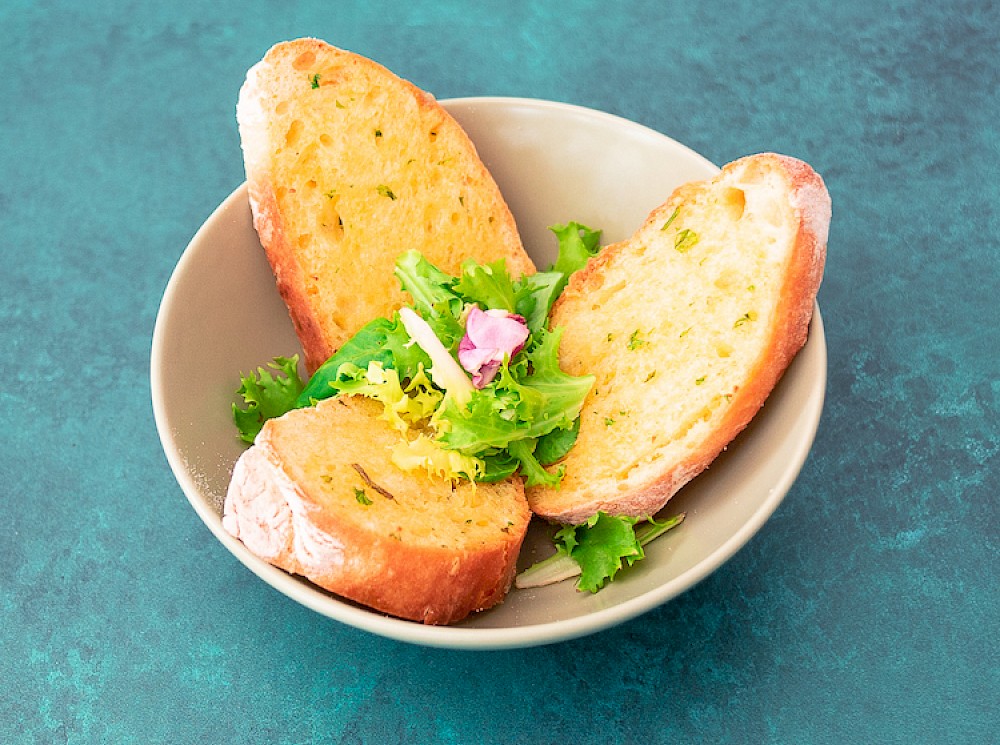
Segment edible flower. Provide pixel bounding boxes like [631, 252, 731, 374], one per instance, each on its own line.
[458, 306, 530, 388]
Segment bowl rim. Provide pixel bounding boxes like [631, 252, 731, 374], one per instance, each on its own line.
[151, 96, 826, 650]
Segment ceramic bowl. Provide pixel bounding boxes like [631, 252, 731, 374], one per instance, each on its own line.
[151, 98, 826, 649]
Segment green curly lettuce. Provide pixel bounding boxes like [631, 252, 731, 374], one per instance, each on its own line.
[232, 356, 305, 443]
[516, 512, 687, 592]
[232, 222, 603, 487]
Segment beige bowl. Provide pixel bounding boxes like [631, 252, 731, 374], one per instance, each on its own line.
[151, 98, 826, 649]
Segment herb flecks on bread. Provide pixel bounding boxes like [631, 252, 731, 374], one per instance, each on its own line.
[237, 38, 534, 373]
[526, 153, 830, 524]
[224, 396, 530, 625]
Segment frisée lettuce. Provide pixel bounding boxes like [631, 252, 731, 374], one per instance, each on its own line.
[233, 222, 602, 486]
[515, 511, 687, 592]
[231, 220, 686, 594]
[232, 356, 305, 444]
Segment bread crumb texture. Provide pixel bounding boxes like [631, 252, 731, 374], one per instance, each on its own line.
[226, 396, 530, 624]
[528, 154, 829, 522]
[237, 39, 533, 371]
[273, 398, 527, 549]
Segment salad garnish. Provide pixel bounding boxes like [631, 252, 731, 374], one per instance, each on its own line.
[458, 307, 529, 388]
[516, 512, 686, 592]
[231, 220, 685, 593]
[234, 222, 603, 486]
[232, 356, 305, 444]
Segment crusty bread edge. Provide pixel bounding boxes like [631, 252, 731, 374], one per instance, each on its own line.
[224, 415, 530, 625]
[236, 38, 532, 373]
[533, 153, 831, 523]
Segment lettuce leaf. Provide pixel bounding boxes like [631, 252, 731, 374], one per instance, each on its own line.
[295, 314, 431, 406]
[512, 271, 563, 334]
[498, 223, 600, 334]
[507, 438, 564, 488]
[394, 249, 462, 315]
[327, 361, 483, 481]
[515, 512, 686, 591]
[515, 326, 595, 432]
[550, 221, 602, 275]
[454, 258, 518, 313]
[476, 450, 521, 482]
[436, 327, 594, 458]
[332, 362, 442, 433]
[390, 432, 482, 481]
[548, 222, 602, 297]
[232, 356, 305, 443]
[555, 512, 643, 592]
[393, 251, 465, 349]
[533, 417, 580, 465]
[234, 227, 603, 483]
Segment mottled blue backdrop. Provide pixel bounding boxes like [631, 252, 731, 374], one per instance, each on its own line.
[1, 1, 997, 743]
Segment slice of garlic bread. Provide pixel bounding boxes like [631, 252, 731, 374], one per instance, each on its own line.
[527, 153, 831, 523]
[223, 396, 530, 625]
[237, 38, 534, 373]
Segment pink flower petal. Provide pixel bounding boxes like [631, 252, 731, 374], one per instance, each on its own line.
[465, 307, 529, 354]
[457, 344, 499, 372]
[458, 306, 530, 388]
[472, 360, 502, 388]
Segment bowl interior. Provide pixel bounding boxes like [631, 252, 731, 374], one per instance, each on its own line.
[151, 98, 826, 649]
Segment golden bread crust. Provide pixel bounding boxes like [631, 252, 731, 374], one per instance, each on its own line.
[527, 153, 830, 523]
[224, 397, 530, 625]
[237, 38, 534, 372]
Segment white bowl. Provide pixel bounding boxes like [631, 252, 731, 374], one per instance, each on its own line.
[151, 97, 826, 649]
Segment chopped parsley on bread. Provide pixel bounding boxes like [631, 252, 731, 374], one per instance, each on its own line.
[224, 397, 530, 624]
[237, 38, 534, 373]
[526, 153, 830, 523]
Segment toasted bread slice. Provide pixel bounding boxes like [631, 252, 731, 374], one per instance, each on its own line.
[223, 396, 530, 624]
[237, 39, 534, 373]
[527, 153, 830, 523]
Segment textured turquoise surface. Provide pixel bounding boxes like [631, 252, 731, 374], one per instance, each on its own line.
[2, 1, 997, 743]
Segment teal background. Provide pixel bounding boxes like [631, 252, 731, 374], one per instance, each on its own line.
[2, 1, 998, 743]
